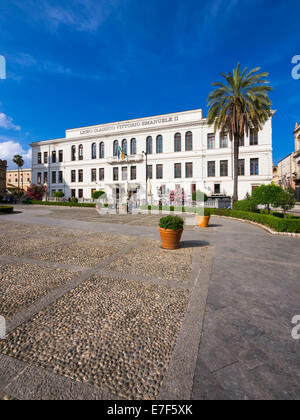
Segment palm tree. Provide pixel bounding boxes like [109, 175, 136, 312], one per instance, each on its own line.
[207, 63, 273, 205]
[12, 154, 24, 196]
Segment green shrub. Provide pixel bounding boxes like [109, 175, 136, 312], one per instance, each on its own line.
[103, 204, 109, 208]
[0, 206, 14, 214]
[31, 200, 96, 208]
[192, 190, 208, 202]
[22, 197, 33, 205]
[71, 197, 78, 203]
[234, 199, 257, 212]
[159, 215, 184, 230]
[53, 191, 65, 198]
[92, 190, 105, 200]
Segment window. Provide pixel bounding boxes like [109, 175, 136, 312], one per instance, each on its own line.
[238, 159, 245, 176]
[174, 133, 181, 152]
[113, 140, 119, 157]
[44, 152, 48, 164]
[59, 150, 63, 163]
[52, 151, 56, 163]
[92, 143, 97, 159]
[78, 169, 83, 182]
[37, 172, 42, 184]
[220, 160, 228, 177]
[79, 145, 83, 161]
[185, 162, 193, 178]
[174, 163, 182, 179]
[78, 189, 83, 199]
[147, 165, 153, 179]
[58, 171, 63, 184]
[156, 135, 163, 154]
[113, 167, 119, 181]
[220, 134, 228, 148]
[71, 146, 76, 161]
[99, 142, 104, 159]
[208, 161, 216, 177]
[240, 135, 245, 147]
[52, 171, 56, 184]
[250, 158, 259, 176]
[207, 134, 215, 150]
[122, 167, 127, 181]
[122, 139, 128, 157]
[130, 138, 136, 155]
[131, 166, 136, 180]
[250, 129, 258, 146]
[214, 184, 221, 194]
[185, 132, 193, 151]
[91, 168, 97, 182]
[99, 168, 105, 181]
[37, 153, 42, 164]
[146, 136, 153, 155]
[71, 170, 76, 183]
[44, 172, 48, 184]
[156, 164, 163, 180]
[71, 189, 76, 198]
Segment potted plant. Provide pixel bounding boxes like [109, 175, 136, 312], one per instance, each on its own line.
[197, 208, 211, 228]
[158, 215, 184, 250]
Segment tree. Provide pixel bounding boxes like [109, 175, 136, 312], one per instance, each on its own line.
[207, 63, 273, 205]
[273, 189, 296, 217]
[192, 190, 208, 203]
[252, 183, 283, 214]
[92, 190, 105, 200]
[12, 155, 24, 196]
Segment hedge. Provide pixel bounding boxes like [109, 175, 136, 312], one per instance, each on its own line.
[31, 200, 96, 208]
[206, 209, 300, 233]
[0, 206, 14, 214]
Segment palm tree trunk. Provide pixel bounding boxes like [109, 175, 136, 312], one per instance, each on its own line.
[232, 134, 240, 206]
[17, 167, 20, 197]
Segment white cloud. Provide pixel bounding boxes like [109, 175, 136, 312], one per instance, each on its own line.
[0, 113, 21, 131]
[0, 141, 32, 169]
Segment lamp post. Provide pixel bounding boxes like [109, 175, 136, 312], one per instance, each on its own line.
[142, 151, 148, 206]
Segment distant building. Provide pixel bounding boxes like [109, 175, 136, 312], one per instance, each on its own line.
[0, 160, 7, 196]
[6, 169, 32, 192]
[31, 109, 273, 202]
[294, 123, 300, 201]
[273, 165, 279, 185]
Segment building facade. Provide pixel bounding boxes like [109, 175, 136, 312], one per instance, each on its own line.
[31, 109, 273, 202]
[6, 169, 32, 192]
[0, 160, 7, 197]
[294, 123, 300, 201]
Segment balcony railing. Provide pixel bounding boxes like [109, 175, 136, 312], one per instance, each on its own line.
[107, 154, 144, 165]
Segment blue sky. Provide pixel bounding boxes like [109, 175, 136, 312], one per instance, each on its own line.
[0, 0, 299, 168]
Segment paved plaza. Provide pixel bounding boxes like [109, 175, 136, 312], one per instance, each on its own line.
[0, 205, 299, 400]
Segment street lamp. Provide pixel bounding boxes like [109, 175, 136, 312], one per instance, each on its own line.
[142, 151, 148, 206]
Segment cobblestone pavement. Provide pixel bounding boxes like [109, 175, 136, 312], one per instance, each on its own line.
[1, 206, 300, 400]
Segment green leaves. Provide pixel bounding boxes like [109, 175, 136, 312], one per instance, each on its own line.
[159, 215, 184, 231]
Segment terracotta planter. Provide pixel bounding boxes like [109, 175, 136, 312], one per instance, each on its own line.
[197, 215, 211, 228]
[158, 227, 183, 250]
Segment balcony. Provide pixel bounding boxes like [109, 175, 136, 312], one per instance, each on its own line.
[107, 154, 144, 165]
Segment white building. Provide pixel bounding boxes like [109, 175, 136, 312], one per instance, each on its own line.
[31, 108, 273, 203]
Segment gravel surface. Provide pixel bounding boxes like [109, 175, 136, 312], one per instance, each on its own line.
[32, 242, 121, 267]
[0, 262, 77, 318]
[0, 275, 189, 400]
[108, 239, 193, 282]
[0, 237, 59, 257]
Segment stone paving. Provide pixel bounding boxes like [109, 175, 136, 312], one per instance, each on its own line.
[0, 206, 300, 400]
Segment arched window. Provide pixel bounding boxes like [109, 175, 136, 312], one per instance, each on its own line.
[78, 144, 83, 160]
[130, 138, 136, 155]
[185, 132, 193, 151]
[113, 140, 119, 157]
[71, 146, 76, 161]
[174, 133, 181, 152]
[122, 139, 128, 157]
[99, 142, 104, 159]
[146, 136, 153, 155]
[91, 143, 97, 160]
[156, 135, 163, 154]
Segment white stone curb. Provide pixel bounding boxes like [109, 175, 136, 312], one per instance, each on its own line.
[213, 215, 300, 237]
